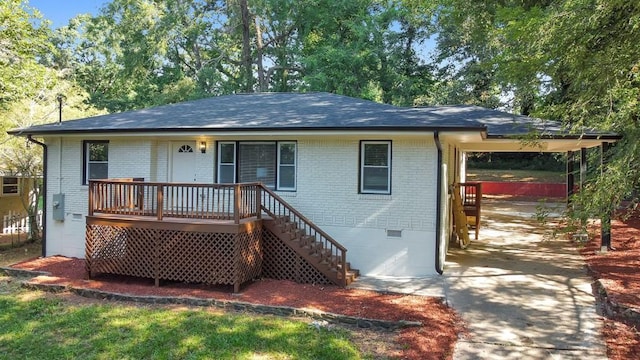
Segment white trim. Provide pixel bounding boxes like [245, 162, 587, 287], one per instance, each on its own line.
[44, 130, 439, 138]
[217, 141, 236, 183]
[277, 141, 297, 191]
[84, 141, 109, 184]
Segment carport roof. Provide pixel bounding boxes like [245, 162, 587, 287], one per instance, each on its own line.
[9, 92, 620, 144]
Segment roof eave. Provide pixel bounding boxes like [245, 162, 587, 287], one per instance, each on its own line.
[486, 133, 622, 141]
[9, 125, 488, 137]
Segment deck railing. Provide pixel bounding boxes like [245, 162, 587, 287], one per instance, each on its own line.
[89, 179, 261, 223]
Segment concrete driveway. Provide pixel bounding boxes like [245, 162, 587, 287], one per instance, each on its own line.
[447, 199, 607, 359]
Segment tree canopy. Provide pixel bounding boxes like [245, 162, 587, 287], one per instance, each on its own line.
[432, 0, 640, 221]
[2, 0, 639, 223]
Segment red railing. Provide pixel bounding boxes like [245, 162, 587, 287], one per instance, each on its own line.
[88, 179, 261, 224]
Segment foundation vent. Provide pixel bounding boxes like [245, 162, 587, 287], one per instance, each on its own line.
[386, 229, 402, 238]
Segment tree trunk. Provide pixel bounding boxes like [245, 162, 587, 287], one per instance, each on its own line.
[240, 0, 253, 92]
[255, 16, 266, 92]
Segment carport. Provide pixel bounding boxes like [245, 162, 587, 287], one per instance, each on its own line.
[438, 109, 621, 252]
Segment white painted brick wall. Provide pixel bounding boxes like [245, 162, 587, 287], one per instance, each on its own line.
[43, 135, 443, 276]
[274, 137, 439, 276]
[44, 138, 154, 257]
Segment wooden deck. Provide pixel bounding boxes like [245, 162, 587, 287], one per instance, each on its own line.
[85, 180, 356, 292]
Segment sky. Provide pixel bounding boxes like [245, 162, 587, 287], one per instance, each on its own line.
[28, 0, 107, 28]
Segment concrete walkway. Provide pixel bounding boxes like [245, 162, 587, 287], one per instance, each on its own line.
[351, 199, 608, 359]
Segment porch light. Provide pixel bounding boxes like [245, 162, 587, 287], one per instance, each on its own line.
[200, 141, 206, 153]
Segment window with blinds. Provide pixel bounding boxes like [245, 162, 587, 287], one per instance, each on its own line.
[217, 141, 296, 191]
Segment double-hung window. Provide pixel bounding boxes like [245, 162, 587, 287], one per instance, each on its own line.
[1, 177, 18, 195]
[277, 142, 296, 190]
[217, 141, 296, 191]
[360, 141, 391, 194]
[83, 140, 109, 184]
[217, 142, 236, 183]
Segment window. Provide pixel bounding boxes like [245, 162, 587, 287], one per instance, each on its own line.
[178, 144, 194, 153]
[360, 141, 391, 194]
[1, 177, 18, 195]
[83, 141, 109, 184]
[217, 142, 236, 183]
[217, 141, 296, 191]
[278, 142, 296, 190]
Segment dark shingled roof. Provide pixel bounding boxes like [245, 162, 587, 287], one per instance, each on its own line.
[8, 92, 618, 139]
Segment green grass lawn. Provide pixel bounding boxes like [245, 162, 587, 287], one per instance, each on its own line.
[0, 278, 364, 360]
[466, 169, 565, 183]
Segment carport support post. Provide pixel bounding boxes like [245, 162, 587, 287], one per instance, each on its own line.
[600, 142, 612, 252]
[566, 151, 575, 205]
[580, 147, 587, 189]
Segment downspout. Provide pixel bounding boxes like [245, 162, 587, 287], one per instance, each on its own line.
[27, 135, 47, 258]
[434, 132, 444, 274]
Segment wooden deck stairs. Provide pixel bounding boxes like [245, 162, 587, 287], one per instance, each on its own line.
[263, 215, 360, 286]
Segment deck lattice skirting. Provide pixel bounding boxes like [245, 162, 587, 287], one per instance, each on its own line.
[86, 220, 263, 292]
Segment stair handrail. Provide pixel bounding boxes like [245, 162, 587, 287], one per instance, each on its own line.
[259, 184, 348, 284]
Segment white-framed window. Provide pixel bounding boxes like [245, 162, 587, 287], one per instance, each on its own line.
[216, 141, 296, 191]
[1, 177, 19, 196]
[83, 140, 109, 184]
[277, 142, 296, 191]
[217, 142, 236, 183]
[360, 141, 391, 194]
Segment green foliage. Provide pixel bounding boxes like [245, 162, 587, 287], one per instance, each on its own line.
[45, 0, 438, 111]
[434, 0, 640, 222]
[0, 287, 362, 359]
[0, 0, 52, 107]
[0, 1, 105, 237]
[468, 152, 565, 172]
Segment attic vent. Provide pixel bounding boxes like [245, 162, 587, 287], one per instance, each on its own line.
[386, 229, 402, 238]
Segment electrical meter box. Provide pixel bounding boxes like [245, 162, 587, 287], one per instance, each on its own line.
[52, 193, 65, 221]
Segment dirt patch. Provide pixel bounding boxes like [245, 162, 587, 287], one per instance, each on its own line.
[0, 240, 40, 267]
[580, 213, 640, 360]
[8, 256, 462, 359]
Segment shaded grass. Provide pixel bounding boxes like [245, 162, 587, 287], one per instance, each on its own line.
[466, 169, 564, 183]
[0, 282, 363, 360]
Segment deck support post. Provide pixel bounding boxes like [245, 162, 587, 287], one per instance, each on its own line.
[88, 181, 94, 216]
[234, 185, 241, 224]
[256, 186, 262, 219]
[580, 147, 587, 189]
[157, 186, 164, 220]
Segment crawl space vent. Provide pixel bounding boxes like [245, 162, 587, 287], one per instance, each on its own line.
[386, 229, 402, 238]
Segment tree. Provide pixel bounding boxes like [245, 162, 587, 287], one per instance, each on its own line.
[1, 1, 104, 240]
[433, 0, 640, 222]
[0, 0, 52, 108]
[51, 0, 439, 109]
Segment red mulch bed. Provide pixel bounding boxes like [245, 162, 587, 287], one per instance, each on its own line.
[580, 212, 640, 360]
[9, 256, 461, 360]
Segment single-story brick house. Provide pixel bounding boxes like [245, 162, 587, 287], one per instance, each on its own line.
[9, 93, 619, 288]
